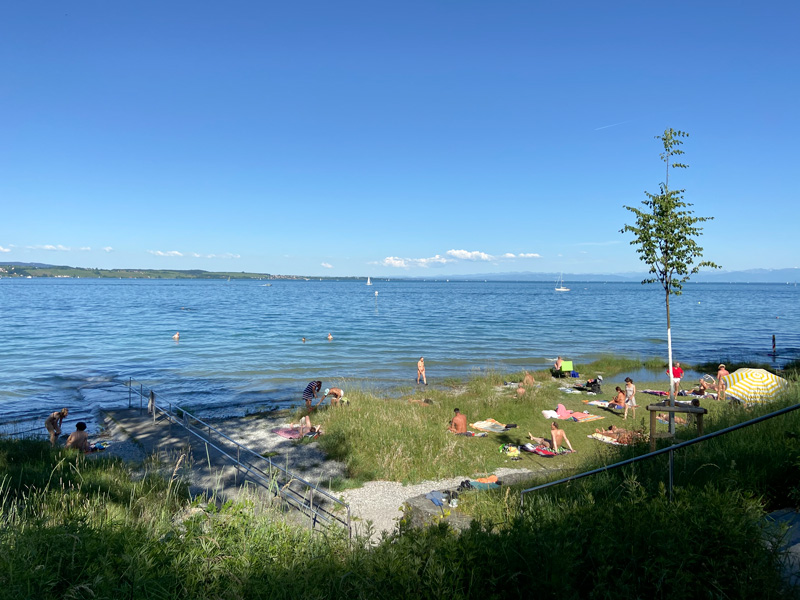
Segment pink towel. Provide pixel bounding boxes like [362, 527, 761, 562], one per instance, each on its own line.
[272, 427, 301, 440]
[556, 403, 574, 419]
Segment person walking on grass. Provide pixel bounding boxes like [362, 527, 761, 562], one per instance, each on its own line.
[624, 377, 637, 420]
[417, 357, 427, 385]
[44, 408, 68, 446]
[303, 381, 322, 410]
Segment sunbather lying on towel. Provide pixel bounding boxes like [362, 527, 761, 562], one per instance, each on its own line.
[657, 413, 687, 425]
[527, 422, 575, 452]
[595, 425, 642, 445]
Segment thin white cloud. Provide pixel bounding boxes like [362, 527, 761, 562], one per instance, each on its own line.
[149, 250, 239, 259]
[447, 249, 492, 261]
[321, 262, 333, 269]
[594, 120, 633, 131]
[575, 241, 620, 247]
[80, 247, 91, 251]
[103, 246, 113, 253]
[29, 244, 71, 251]
[381, 254, 452, 269]
[380, 249, 541, 268]
[0, 246, 10, 253]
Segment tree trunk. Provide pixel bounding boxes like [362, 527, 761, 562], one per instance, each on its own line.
[666, 292, 675, 435]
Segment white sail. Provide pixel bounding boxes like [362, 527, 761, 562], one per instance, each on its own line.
[366, 277, 372, 286]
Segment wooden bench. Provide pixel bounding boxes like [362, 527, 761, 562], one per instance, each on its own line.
[646, 401, 708, 451]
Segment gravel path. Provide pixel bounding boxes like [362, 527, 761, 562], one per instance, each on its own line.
[340, 467, 534, 539]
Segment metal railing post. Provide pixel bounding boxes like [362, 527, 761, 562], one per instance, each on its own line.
[668, 448, 674, 502]
[128, 377, 132, 408]
[139, 384, 143, 413]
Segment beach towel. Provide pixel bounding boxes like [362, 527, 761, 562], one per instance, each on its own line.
[584, 400, 609, 407]
[571, 413, 604, 423]
[476, 475, 499, 484]
[470, 419, 507, 433]
[588, 433, 624, 446]
[556, 404, 574, 419]
[559, 387, 582, 394]
[542, 410, 559, 419]
[642, 389, 669, 397]
[272, 427, 302, 440]
[469, 481, 501, 490]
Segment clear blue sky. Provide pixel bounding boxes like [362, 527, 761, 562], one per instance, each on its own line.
[2, 1, 798, 276]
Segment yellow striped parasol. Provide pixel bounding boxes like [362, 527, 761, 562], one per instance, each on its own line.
[723, 368, 788, 405]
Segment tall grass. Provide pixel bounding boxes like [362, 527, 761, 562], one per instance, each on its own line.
[0, 438, 790, 599]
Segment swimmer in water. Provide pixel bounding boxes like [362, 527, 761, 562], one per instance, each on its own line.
[172, 332, 180, 341]
[301, 337, 306, 343]
[327, 333, 333, 340]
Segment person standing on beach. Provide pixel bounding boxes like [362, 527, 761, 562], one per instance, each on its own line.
[717, 364, 730, 401]
[624, 377, 636, 420]
[44, 408, 68, 446]
[303, 381, 322, 410]
[668, 362, 684, 396]
[417, 357, 427, 385]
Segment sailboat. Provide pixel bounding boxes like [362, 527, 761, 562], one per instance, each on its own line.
[366, 277, 372, 286]
[555, 273, 569, 292]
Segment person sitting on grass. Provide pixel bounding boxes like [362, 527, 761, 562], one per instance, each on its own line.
[527, 422, 574, 452]
[65, 421, 91, 453]
[608, 386, 626, 409]
[447, 408, 467, 434]
[690, 379, 709, 395]
[523, 371, 535, 386]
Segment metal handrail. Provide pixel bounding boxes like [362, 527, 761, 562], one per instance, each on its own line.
[127, 379, 350, 534]
[520, 400, 800, 507]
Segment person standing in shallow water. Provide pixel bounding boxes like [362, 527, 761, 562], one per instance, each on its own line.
[417, 357, 427, 385]
[44, 408, 68, 446]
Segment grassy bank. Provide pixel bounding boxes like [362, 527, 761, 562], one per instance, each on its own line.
[314, 355, 745, 485]
[2, 356, 799, 599]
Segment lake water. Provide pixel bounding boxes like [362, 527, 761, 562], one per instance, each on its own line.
[1, 279, 798, 431]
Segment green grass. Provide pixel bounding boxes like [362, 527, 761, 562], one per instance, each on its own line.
[313, 357, 719, 484]
[0, 436, 790, 599]
[2, 356, 799, 599]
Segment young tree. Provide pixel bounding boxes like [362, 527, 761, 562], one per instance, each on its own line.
[621, 128, 720, 434]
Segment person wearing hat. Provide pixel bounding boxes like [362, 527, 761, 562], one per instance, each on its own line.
[717, 364, 730, 401]
[318, 387, 344, 407]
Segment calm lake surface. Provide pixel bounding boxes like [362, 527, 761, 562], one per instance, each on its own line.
[1, 279, 798, 429]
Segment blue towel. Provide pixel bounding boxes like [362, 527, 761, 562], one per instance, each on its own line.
[425, 491, 447, 506]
